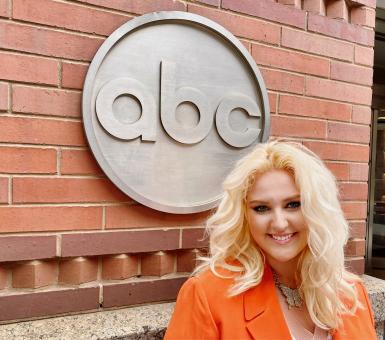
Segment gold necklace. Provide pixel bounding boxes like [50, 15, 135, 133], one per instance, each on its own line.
[272, 270, 303, 309]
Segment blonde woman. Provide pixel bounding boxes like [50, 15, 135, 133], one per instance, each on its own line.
[165, 141, 376, 340]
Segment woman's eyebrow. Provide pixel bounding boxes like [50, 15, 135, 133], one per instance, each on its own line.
[248, 194, 300, 204]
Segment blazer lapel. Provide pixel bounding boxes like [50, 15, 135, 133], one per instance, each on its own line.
[244, 266, 292, 340]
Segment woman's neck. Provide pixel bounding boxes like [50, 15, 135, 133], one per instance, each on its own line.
[267, 257, 300, 288]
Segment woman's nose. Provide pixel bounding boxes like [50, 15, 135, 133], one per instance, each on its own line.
[271, 209, 289, 230]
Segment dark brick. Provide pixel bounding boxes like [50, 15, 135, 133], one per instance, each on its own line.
[61, 230, 180, 257]
[103, 277, 187, 308]
[345, 257, 365, 275]
[182, 228, 208, 249]
[0, 236, 56, 262]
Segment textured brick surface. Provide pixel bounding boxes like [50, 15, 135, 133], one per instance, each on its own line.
[326, 162, 349, 181]
[303, 0, 325, 15]
[0, 146, 56, 174]
[61, 62, 88, 90]
[182, 228, 208, 249]
[61, 230, 180, 257]
[0, 236, 56, 262]
[345, 239, 366, 256]
[342, 202, 367, 220]
[326, 0, 348, 20]
[351, 6, 375, 28]
[0, 82, 8, 111]
[102, 254, 138, 280]
[12, 260, 56, 288]
[260, 68, 304, 94]
[0, 266, 7, 289]
[271, 115, 326, 139]
[0, 206, 102, 233]
[141, 252, 174, 276]
[103, 277, 186, 308]
[339, 183, 368, 200]
[60, 149, 102, 175]
[277, 0, 301, 8]
[13, 86, 82, 118]
[349, 163, 369, 181]
[349, 222, 366, 239]
[352, 105, 371, 125]
[330, 61, 373, 86]
[327, 122, 370, 144]
[355, 45, 374, 66]
[59, 257, 98, 284]
[0, 287, 99, 321]
[177, 250, 198, 273]
[0, 178, 8, 203]
[0, 0, 9, 17]
[345, 258, 365, 275]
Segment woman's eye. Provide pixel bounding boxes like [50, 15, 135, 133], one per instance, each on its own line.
[253, 205, 269, 213]
[287, 201, 301, 209]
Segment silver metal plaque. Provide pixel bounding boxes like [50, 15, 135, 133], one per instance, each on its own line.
[83, 11, 270, 214]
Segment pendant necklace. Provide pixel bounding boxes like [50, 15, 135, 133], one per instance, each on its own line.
[272, 270, 303, 309]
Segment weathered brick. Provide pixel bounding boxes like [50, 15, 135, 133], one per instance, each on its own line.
[260, 68, 304, 94]
[344, 239, 366, 256]
[177, 250, 198, 273]
[0, 82, 8, 111]
[351, 6, 375, 28]
[222, 0, 306, 29]
[349, 163, 369, 181]
[355, 45, 374, 66]
[0, 52, 58, 85]
[0, 235, 56, 261]
[305, 77, 372, 105]
[252, 44, 329, 77]
[182, 228, 208, 249]
[13, 0, 131, 36]
[188, 4, 280, 45]
[0, 0, 9, 17]
[325, 162, 349, 181]
[0, 21, 103, 62]
[330, 61, 373, 86]
[327, 122, 370, 143]
[281, 28, 354, 62]
[271, 115, 326, 139]
[0, 146, 56, 174]
[349, 221, 366, 239]
[0, 116, 86, 146]
[59, 257, 98, 285]
[303, 141, 369, 162]
[277, 0, 301, 8]
[326, 0, 348, 20]
[0, 267, 7, 289]
[61, 230, 180, 257]
[62, 62, 89, 90]
[105, 204, 208, 229]
[0, 206, 102, 233]
[13, 86, 82, 118]
[279, 95, 351, 121]
[303, 0, 325, 15]
[345, 257, 365, 275]
[308, 13, 374, 46]
[13, 178, 127, 203]
[339, 182, 368, 200]
[352, 105, 371, 124]
[61, 149, 102, 175]
[348, 0, 375, 7]
[0, 287, 99, 321]
[141, 252, 174, 276]
[12, 260, 56, 288]
[102, 254, 138, 280]
[0, 178, 7, 203]
[268, 92, 277, 114]
[103, 277, 186, 308]
[341, 202, 367, 219]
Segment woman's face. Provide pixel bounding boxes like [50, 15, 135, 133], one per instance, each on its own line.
[247, 169, 308, 269]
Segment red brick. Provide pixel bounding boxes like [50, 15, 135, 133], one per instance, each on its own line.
[182, 228, 208, 249]
[59, 257, 98, 284]
[13, 178, 127, 203]
[61, 230, 180, 257]
[348, 0, 376, 7]
[279, 95, 351, 121]
[0, 267, 7, 289]
[222, 0, 306, 29]
[0, 206, 102, 233]
[341, 202, 367, 219]
[0, 116, 86, 146]
[352, 105, 371, 125]
[260, 68, 304, 95]
[303, 141, 369, 162]
[0, 0, 9, 17]
[78, 0, 186, 14]
[344, 239, 366, 256]
[0, 52, 58, 85]
[0, 287, 99, 322]
[330, 61, 373, 86]
[13, 86, 81, 118]
[277, 0, 301, 8]
[13, 0, 131, 36]
[103, 277, 186, 308]
[12, 260, 56, 288]
[62, 62, 88, 90]
[252, 44, 329, 77]
[141, 252, 174, 276]
[305, 77, 372, 105]
[188, 4, 280, 45]
[308, 13, 374, 46]
[102, 254, 138, 280]
[0, 178, 8, 203]
[327, 122, 370, 143]
[271, 115, 326, 139]
[105, 204, 208, 229]
[0, 21, 103, 62]
[61, 149, 102, 175]
[177, 250, 198, 273]
[281, 28, 354, 62]
[0, 82, 8, 111]
[345, 257, 365, 275]
[0, 235, 56, 261]
[351, 6, 375, 28]
[355, 45, 374, 66]
[326, 0, 348, 20]
[268, 92, 277, 114]
[303, 0, 325, 15]
[349, 163, 369, 181]
[349, 221, 366, 239]
[0, 146, 56, 174]
[325, 162, 349, 181]
[339, 182, 368, 200]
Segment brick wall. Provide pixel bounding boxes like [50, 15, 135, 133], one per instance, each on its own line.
[0, 0, 375, 322]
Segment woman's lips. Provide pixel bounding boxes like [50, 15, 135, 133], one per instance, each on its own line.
[268, 232, 296, 244]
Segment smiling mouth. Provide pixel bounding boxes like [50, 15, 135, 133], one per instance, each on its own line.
[269, 233, 297, 244]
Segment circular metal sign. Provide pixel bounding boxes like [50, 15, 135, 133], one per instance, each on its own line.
[83, 11, 270, 214]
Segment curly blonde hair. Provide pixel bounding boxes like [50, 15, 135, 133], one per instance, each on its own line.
[194, 140, 361, 330]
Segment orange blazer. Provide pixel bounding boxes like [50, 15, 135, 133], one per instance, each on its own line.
[165, 266, 376, 340]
